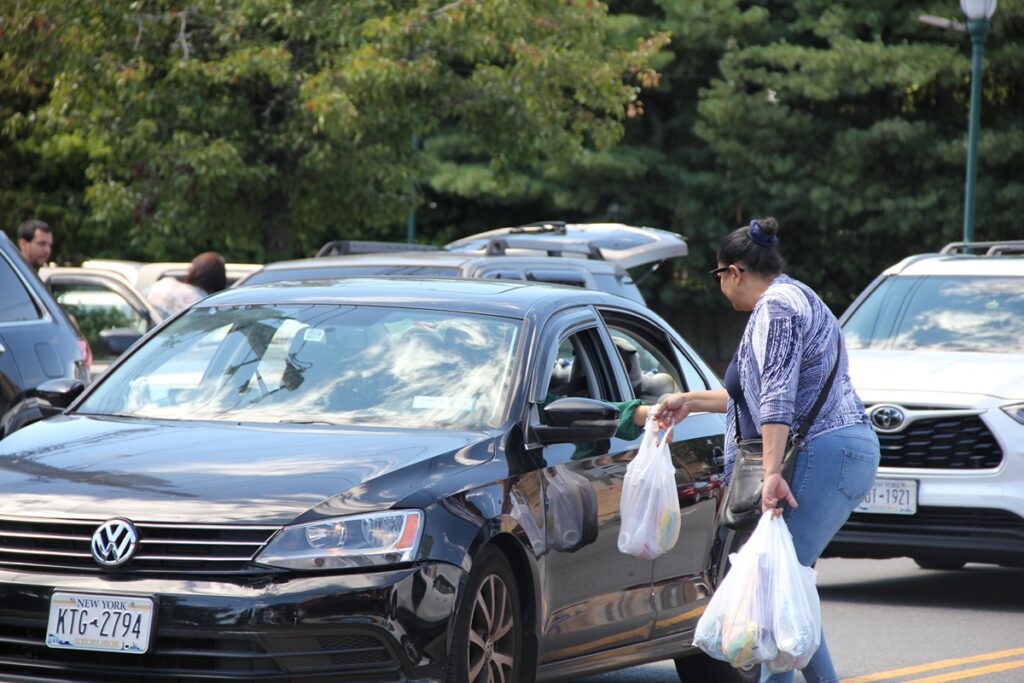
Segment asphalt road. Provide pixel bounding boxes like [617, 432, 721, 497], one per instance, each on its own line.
[571, 557, 1024, 683]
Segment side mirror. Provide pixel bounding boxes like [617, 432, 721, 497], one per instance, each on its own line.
[531, 397, 621, 445]
[35, 377, 87, 411]
[97, 327, 143, 356]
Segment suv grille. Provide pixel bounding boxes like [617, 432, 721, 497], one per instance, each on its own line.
[0, 517, 279, 575]
[874, 415, 1002, 469]
[844, 506, 1024, 544]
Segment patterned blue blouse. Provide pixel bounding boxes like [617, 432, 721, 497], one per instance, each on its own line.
[723, 274, 869, 481]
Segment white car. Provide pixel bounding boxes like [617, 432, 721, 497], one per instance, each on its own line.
[824, 240, 1024, 570]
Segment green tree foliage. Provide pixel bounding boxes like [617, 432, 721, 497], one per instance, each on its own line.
[1, 0, 666, 260]
[419, 0, 1023, 320]
[695, 0, 1024, 307]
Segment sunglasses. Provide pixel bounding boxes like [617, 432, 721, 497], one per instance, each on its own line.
[709, 265, 745, 281]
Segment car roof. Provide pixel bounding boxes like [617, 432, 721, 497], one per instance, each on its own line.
[200, 276, 640, 318]
[445, 221, 688, 269]
[884, 254, 1024, 277]
[254, 250, 628, 274]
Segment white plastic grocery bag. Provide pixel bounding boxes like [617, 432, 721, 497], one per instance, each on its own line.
[617, 414, 680, 559]
[694, 510, 821, 671]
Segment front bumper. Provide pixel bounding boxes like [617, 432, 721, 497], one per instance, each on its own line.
[0, 562, 465, 683]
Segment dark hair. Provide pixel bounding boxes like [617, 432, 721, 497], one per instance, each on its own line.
[717, 217, 786, 276]
[17, 219, 51, 242]
[186, 252, 227, 294]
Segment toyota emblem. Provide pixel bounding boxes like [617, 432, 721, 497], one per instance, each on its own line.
[90, 518, 139, 567]
[869, 405, 905, 432]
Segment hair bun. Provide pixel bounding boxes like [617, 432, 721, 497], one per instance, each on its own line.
[758, 217, 780, 237]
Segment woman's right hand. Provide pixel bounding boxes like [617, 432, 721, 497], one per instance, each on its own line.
[653, 393, 692, 430]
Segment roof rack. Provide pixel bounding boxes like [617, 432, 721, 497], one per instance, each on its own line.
[508, 221, 567, 235]
[316, 240, 440, 258]
[940, 240, 1024, 256]
[483, 237, 604, 260]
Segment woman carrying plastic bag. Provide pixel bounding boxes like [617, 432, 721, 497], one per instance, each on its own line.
[618, 411, 680, 559]
[694, 510, 821, 672]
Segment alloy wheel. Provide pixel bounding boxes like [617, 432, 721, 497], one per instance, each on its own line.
[466, 573, 516, 683]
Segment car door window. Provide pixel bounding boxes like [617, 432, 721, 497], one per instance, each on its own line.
[543, 331, 616, 403]
[0, 257, 41, 322]
[601, 324, 683, 402]
[49, 282, 149, 359]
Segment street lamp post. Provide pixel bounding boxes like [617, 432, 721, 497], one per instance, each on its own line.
[960, 0, 998, 244]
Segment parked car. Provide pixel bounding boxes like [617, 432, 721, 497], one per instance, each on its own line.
[0, 233, 91, 438]
[82, 259, 262, 291]
[38, 266, 165, 376]
[237, 221, 689, 305]
[824, 240, 1024, 570]
[0, 276, 749, 683]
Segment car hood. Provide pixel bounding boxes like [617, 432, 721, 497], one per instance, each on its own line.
[0, 416, 492, 524]
[848, 350, 1024, 401]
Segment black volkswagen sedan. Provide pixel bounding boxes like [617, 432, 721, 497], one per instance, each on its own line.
[0, 278, 747, 683]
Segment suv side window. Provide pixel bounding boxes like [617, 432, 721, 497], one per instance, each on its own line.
[0, 255, 41, 322]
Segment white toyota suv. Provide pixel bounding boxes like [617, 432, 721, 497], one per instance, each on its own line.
[824, 240, 1024, 570]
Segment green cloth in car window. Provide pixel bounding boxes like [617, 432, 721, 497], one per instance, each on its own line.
[541, 393, 644, 441]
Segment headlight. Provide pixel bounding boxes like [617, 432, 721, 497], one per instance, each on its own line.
[256, 510, 423, 570]
[1002, 403, 1024, 425]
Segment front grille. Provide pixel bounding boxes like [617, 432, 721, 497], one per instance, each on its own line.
[0, 620, 402, 682]
[0, 517, 280, 575]
[844, 506, 1024, 543]
[874, 415, 1002, 469]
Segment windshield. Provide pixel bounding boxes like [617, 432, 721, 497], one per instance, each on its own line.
[844, 275, 1024, 353]
[79, 304, 521, 429]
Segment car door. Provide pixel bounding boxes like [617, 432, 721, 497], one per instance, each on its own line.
[42, 271, 159, 375]
[598, 308, 726, 640]
[529, 309, 656, 663]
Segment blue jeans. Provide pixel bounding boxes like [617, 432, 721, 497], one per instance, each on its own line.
[760, 423, 880, 683]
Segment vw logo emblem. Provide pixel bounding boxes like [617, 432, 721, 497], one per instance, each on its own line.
[90, 518, 139, 568]
[870, 405, 905, 432]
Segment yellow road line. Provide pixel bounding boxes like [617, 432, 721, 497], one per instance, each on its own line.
[841, 647, 1024, 683]
[904, 659, 1024, 683]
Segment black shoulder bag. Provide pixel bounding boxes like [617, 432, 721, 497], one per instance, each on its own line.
[720, 335, 842, 530]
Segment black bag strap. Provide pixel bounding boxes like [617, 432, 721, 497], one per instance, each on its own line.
[733, 333, 843, 443]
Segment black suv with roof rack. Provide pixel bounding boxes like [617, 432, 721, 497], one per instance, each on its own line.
[0, 232, 90, 437]
[237, 221, 689, 305]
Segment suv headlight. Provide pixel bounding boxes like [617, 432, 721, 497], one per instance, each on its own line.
[256, 510, 423, 570]
[1002, 403, 1024, 425]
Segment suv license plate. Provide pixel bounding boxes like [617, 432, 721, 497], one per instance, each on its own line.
[856, 479, 917, 515]
[46, 592, 153, 654]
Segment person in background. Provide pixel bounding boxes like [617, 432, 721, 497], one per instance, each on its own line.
[655, 216, 880, 683]
[145, 251, 227, 316]
[17, 219, 53, 271]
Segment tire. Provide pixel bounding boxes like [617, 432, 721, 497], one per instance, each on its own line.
[447, 547, 524, 683]
[675, 653, 759, 683]
[914, 558, 967, 571]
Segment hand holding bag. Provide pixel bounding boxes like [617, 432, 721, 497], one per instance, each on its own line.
[694, 510, 821, 671]
[720, 336, 842, 530]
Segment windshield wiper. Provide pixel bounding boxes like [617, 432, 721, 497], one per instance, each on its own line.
[278, 419, 337, 425]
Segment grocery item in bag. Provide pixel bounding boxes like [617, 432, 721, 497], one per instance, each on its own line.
[617, 414, 680, 559]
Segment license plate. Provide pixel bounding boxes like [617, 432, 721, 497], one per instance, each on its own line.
[856, 479, 917, 515]
[46, 592, 154, 654]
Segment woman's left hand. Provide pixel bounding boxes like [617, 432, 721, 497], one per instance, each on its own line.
[762, 472, 798, 517]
